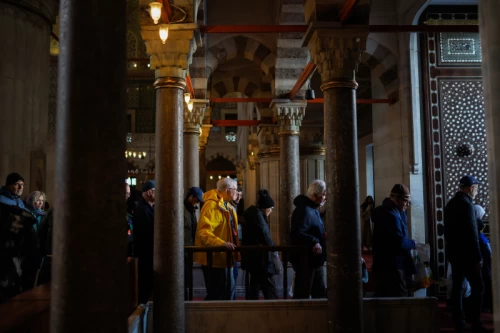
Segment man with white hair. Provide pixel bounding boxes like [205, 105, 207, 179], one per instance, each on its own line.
[194, 178, 239, 300]
[290, 179, 327, 299]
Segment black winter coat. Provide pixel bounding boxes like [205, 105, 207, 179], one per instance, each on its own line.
[241, 206, 276, 274]
[290, 195, 326, 268]
[132, 198, 155, 260]
[372, 198, 416, 275]
[444, 191, 482, 264]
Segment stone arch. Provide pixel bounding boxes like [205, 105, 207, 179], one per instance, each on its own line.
[361, 37, 399, 100]
[207, 35, 276, 79]
[206, 152, 238, 167]
[274, 0, 309, 98]
[211, 76, 273, 98]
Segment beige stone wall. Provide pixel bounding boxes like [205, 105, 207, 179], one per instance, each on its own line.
[0, 2, 57, 196]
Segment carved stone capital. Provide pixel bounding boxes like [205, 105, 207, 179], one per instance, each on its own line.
[184, 99, 208, 134]
[247, 132, 259, 170]
[198, 124, 212, 148]
[271, 100, 306, 135]
[303, 25, 368, 83]
[141, 23, 200, 70]
[257, 126, 280, 157]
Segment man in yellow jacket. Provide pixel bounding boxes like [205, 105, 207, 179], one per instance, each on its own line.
[194, 178, 239, 300]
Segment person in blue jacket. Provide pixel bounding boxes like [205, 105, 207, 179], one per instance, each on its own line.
[0, 173, 26, 209]
[372, 184, 416, 297]
[290, 180, 327, 299]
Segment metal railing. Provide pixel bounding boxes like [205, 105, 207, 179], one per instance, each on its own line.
[183, 245, 309, 301]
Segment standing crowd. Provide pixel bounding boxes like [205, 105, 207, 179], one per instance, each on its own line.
[0, 172, 51, 302]
[0, 167, 493, 333]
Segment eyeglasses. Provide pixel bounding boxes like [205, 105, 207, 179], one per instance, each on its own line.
[401, 199, 411, 205]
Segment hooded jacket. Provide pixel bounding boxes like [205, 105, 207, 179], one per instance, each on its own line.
[194, 189, 238, 268]
[290, 194, 326, 268]
[241, 205, 276, 274]
[372, 198, 416, 275]
[0, 187, 25, 209]
[184, 198, 197, 246]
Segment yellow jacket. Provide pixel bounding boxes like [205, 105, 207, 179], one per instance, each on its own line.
[194, 189, 239, 268]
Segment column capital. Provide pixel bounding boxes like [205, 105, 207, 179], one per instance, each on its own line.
[271, 100, 306, 135]
[248, 132, 259, 170]
[199, 124, 212, 149]
[184, 99, 208, 134]
[141, 23, 200, 71]
[303, 24, 368, 85]
[257, 126, 280, 158]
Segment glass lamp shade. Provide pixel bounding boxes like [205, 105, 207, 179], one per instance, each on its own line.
[159, 24, 169, 44]
[149, 1, 163, 24]
[187, 101, 194, 111]
[184, 93, 191, 104]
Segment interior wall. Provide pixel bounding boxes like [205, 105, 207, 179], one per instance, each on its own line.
[358, 134, 374, 204]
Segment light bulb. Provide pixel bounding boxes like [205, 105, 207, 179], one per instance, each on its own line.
[187, 101, 194, 112]
[218, 175, 222, 180]
[149, 1, 162, 24]
[143, 152, 147, 157]
[133, 152, 137, 158]
[251, 151, 254, 156]
[210, 176, 213, 180]
[226, 176, 230, 178]
[159, 24, 169, 44]
[184, 93, 191, 104]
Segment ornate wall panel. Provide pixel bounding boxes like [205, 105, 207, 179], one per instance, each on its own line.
[127, 81, 155, 133]
[423, 10, 486, 295]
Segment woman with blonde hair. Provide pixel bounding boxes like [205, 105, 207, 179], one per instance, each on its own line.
[26, 191, 47, 232]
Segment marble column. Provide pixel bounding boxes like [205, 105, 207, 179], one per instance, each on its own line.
[198, 124, 211, 191]
[141, 17, 199, 332]
[154, 67, 185, 333]
[51, 1, 128, 333]
[272, 100, 306, 245]
[0, 0, 57, 193]
[255, 160, 261, 191]
[479, 2, 500, 326]
[305, 28, 367, 333]
[183, 99, 208, 191]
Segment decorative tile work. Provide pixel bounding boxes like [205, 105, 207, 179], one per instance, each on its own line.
[439, 32, 482, 63]
[127, 84, 140, 108]
[426, 26, 487, 295]
[127, 80, 155, 133]
[440, 80, 488, 214]
[127, 31, 138, 58]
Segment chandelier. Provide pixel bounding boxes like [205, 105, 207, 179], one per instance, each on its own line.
[125, 133, 147, 159]
[225, 132, 236, 142]
[125, 150, 147, 159]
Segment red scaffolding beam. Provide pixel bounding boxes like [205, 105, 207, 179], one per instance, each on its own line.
[199, 24, 478, 34]
[212, 120, 260, 127]
[209, 98, 395, 104]
[289, 61, 317, 100]
[339, 0, 358, 23]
